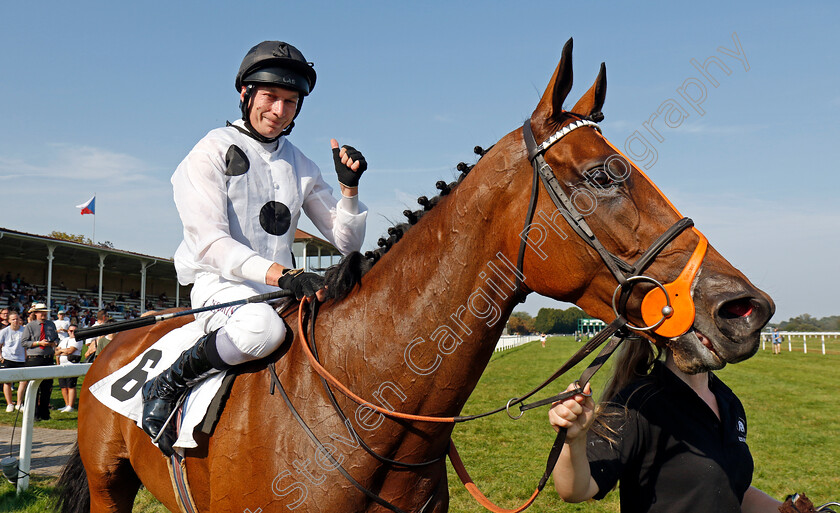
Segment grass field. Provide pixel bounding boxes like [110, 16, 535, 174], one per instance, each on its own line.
[446, 337, 840, 512]
[0, 377, 85, 430]
[1, 337, 837, 511]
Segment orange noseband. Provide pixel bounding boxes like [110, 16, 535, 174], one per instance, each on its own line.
[640, 229, 708, 337]
[598, 136, 709, 338]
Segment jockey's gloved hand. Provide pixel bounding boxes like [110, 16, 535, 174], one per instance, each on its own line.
[333, 145, 367, 187]
[277, 269, 325, 300]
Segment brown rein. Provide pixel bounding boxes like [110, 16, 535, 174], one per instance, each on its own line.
[296, 297, 458, 423]
[282, 118, 707, 513]
[293, 297, 629, 513]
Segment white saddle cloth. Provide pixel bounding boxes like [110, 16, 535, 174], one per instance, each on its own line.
[88, 321, 227, 451]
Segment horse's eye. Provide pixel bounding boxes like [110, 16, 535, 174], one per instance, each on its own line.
[585, 168, 615, 189]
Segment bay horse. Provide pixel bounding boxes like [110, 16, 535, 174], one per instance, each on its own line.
[58, 39, 773, 512]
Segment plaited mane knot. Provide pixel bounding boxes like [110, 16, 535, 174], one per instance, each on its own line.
[324, 143, 490, 301]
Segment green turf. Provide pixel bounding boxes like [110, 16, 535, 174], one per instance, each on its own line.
[445, 336, 840, 512]
[0, 377, 84, 430]
[1, 337, 837, 511]
[0, 477, 168, 512]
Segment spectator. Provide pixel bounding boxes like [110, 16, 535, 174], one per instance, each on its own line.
[20, 302, 58, 421]
[55, 324, 82, 412]
[83, 311, 113, 362]
[54, 309, 71, 340]
[772, 327, 782, 355]
[0, 311, 27, 412]
[0, 308, 9, 329]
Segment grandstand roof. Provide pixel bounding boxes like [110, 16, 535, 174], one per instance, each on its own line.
[0, 227, 177, 280]
[0, 226, 338, 280]
[294, 229, 338, 253]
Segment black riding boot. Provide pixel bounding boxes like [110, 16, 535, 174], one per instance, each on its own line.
[141, 329, 230, 455]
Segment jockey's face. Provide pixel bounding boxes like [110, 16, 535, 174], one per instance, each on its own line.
[241, 85, 300, 139]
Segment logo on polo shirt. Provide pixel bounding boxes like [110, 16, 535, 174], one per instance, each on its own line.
[736, 417, 747, 442]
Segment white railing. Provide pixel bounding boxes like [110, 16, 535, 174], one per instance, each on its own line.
[495, 334, 540, 352]
[0, 363, 91, 494]
[760, 332, 840, 355]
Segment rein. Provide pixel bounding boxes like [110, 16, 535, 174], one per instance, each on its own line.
[266, 116, 713, 512]
[270, 297, 629, 513]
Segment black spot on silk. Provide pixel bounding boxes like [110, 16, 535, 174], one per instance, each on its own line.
[260, 201, 292, 236]
[224, 145, 250, 176]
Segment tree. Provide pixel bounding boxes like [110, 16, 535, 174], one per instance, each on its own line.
[556, 307, 587, 334]
[533, 306, 591, 334]
[534, 308, 559, 333]
[778, 313, 840, 332]
[507, 311, 535, 334]
[507, 316, 529, 335]
[49, 231, 92, 245]
[47, 232, 116, 249]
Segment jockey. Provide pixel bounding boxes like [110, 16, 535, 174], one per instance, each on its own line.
[141, 41, 368, 453]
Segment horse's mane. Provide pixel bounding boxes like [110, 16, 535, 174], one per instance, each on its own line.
[323, 145, 491, 301]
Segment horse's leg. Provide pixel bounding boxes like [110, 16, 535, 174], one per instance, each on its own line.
[77, 395, 142, 512]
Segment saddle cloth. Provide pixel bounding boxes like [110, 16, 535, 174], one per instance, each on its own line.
[89, 321, 227, 451]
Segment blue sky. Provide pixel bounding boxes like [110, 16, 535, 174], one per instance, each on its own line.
[1, 1, 838, 322]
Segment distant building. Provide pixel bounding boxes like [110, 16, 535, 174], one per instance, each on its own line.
[577, 318, 606, 338]
[0, 226, 340, 316]
[291, 229, 343, 273]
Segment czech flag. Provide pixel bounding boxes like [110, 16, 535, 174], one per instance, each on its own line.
[76, 196, 95, 215]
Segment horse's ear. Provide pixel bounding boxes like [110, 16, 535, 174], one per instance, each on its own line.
[535, 38, 574, 123]
[571, 62, 607, 121]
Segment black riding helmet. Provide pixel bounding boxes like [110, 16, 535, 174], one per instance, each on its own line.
[236, 41, 317, 140]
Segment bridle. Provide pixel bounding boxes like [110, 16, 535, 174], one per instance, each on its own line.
[266, 116, 714, 513]
[518, 115, 708, 337]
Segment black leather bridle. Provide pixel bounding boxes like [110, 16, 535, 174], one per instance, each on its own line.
[265, 116, 710, 513]
[517, 116, 699, 332]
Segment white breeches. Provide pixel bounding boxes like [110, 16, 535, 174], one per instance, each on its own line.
[190, 273, 286, 366]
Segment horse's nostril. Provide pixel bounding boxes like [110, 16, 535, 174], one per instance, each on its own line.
[720, 298, 754, 319]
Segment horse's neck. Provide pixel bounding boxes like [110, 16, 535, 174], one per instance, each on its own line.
[321, 159, 523, 421]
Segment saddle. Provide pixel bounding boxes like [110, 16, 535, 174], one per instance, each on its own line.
[166, 296, 298, 513]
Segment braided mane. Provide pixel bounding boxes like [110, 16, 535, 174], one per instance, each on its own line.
[323, 145, 491, 301]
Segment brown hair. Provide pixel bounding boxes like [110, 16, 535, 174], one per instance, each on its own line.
[592, 338, 662, 444]
[599, 338, 661, 404]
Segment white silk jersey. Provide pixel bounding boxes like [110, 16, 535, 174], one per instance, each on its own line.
[172, 120, 367, 289]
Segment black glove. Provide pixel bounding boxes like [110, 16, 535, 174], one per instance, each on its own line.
[277, 269, 325, 300]
[333, 145, 367, 187]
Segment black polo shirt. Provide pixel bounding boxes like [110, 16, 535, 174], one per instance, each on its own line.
[586, 361, 753, 513]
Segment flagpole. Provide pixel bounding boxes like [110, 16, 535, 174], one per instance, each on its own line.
[92, 191, 96, 244]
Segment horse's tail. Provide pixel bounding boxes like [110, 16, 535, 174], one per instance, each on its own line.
[54, 442, 89, 513]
